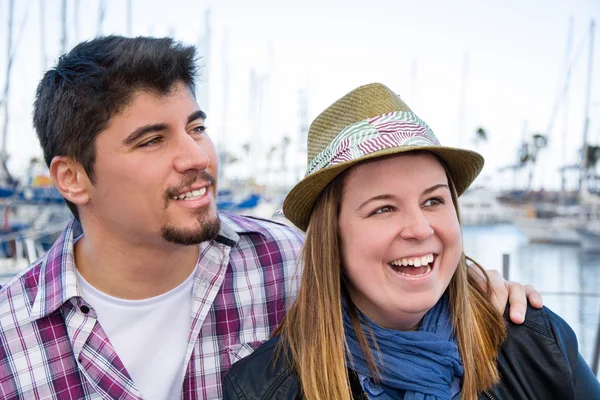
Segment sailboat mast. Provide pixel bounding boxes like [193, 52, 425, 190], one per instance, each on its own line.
[561, 17, 574, 194]
[457, 53, 469, 148]
[73, 0, 80, 42]
[60, 0, 67, 54]
[1, 0, 15, 165]
[97, 0, 106, 35]
[39, 0, 48, 71]
[410, 60, 418, 108]
[126, 0, 133, 36]
[220, 29, 230, 182]
[580, 19, 596, 192]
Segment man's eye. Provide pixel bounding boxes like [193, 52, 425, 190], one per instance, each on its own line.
[191, 125, 206, 134]
[139, 137, 162, 148]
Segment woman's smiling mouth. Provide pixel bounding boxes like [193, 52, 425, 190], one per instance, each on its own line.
[389, 254, 435, 277]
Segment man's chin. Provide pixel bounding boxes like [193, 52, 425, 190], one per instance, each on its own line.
[160, 215, 221, 245]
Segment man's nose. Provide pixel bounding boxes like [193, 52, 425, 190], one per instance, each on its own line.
[173, 134, 210, 173]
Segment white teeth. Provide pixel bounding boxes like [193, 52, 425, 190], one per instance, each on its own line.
[390, 254, 435, 267]
[171, 187, 207, 201]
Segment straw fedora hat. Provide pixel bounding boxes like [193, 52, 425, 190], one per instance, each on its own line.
[282, 82, 484, 231]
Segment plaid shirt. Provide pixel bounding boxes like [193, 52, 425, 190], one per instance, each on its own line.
[0, 212, 303, 400]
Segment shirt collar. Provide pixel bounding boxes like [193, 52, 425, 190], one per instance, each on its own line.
[29, 212, 267, 320]
[30, 218, 82, 320]
[216, 211, 270, 242]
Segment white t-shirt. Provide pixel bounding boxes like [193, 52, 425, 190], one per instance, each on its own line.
[77, 269, 195, 400]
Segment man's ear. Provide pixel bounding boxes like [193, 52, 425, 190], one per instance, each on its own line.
[50, 156, 91, 206]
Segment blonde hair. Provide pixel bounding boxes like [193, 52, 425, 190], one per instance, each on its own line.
[276, 155, 506, 400]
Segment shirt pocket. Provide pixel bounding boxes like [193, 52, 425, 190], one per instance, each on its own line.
[226, 340, 265, 364]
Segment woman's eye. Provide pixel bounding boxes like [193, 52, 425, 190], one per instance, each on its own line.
[373, 206, 394, 215]
[423, 197, 444, 207]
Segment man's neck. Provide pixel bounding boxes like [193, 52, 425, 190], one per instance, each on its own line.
[74, 229, 201, 300]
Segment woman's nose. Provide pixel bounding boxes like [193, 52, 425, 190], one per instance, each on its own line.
[399, 210, 434, 241]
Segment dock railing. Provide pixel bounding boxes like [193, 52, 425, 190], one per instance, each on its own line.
[0, 223, 66, 281]
[502, 253, 600, 378]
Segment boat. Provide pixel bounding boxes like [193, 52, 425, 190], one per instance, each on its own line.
[513, 197, 600, 246]
[577, 228, 600, 253]
[217, 189, 262, 212]
[458, 188, 516, 226]
[514, 214, 581, 245]
[576, 219, 600, 253]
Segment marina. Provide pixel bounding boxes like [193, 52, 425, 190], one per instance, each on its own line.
[0, 0, 598, 385]
[462, 223, 600, 371]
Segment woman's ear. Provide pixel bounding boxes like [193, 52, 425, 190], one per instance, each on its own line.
[50, 156, 91, 206]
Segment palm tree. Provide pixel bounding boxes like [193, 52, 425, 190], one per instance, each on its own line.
[582, 144, 600, 192]
[532, 133, 548, 150]
[472, 127, 488, 155]
[583, 145, 600, 169]
[475, 127, 488, 142]
[518, 133, 548, 190]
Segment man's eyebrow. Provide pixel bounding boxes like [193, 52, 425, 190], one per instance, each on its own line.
[188, 110, 207, 124]
[122, 111, 207, 146]
[122, 123, 168, 146]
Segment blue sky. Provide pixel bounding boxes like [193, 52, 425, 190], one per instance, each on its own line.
[1, 0, 599, 190]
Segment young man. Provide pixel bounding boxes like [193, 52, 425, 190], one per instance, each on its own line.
[0, 36, 539, 400]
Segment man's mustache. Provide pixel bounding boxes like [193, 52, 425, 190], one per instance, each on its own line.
[163, 172, 216, 207]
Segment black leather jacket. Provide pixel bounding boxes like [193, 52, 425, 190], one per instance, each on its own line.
[222, 305, 600, 399]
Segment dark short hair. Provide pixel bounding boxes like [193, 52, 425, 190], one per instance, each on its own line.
[33, 35, 198, 219]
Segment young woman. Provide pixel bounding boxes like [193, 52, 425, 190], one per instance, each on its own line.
[222, 83, 600, 399]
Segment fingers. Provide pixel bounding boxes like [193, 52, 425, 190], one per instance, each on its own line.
[468, 265, 544, 324]
[506, 283, 544, 323]
[525, 284, 544, 309]
[505, 280, 527, 324]
[485, 269, 509, 315]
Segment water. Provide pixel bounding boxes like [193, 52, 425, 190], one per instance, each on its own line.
[463, 224, 600, 369]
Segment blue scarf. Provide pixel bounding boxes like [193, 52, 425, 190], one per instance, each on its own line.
[344, 294, 463, 400]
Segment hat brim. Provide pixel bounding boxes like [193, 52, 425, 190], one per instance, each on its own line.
[283, 146, 484, 231]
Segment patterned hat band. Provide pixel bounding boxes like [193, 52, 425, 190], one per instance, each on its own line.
[306, 111, 441, 176]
